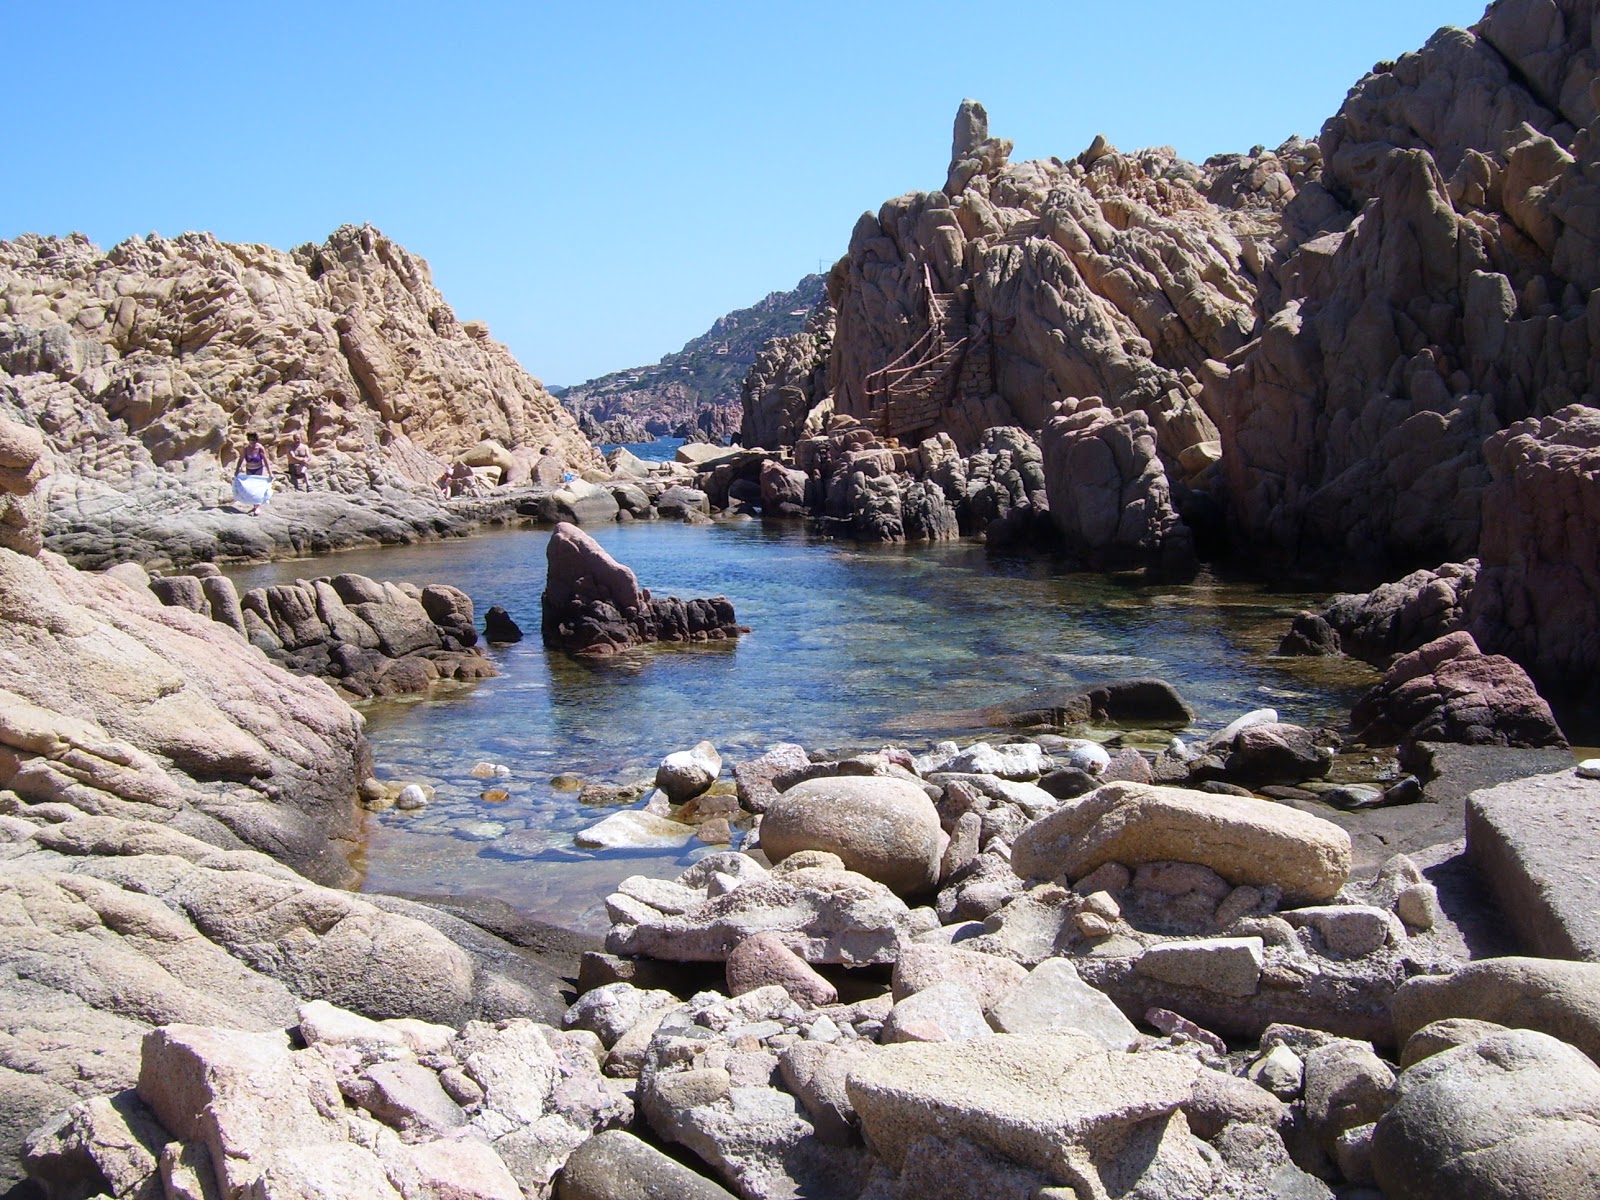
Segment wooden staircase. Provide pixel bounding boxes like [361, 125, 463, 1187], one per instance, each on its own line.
[863, 264, 970, 440]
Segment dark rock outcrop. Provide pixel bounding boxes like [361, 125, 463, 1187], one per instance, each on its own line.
[540, 522, 745, 655]
[1350, 631, 1568, 764]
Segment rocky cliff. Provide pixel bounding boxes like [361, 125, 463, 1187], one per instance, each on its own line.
[813, 0, 1600, 581]
[561, 274, 826, 444]
[0, 223, 598, 564]
[772, 0, 1600, 694]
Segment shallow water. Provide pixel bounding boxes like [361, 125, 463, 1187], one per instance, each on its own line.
[227, 521, 1378, 932]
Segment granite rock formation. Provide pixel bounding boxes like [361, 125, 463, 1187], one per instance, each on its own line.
[150, 564, 498, 699]
[739, 303, 835, 450]
[730, 1, 1600, 687]
[540, 522, 745, 655]
[0, 419, 579, 1187]
[0, 223, 597, 565]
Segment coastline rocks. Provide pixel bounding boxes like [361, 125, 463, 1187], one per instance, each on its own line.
[1391, 957, 1600, 1065]
[0, 546, 369, 886]
[760, 776, 944, 897]
[1471, 405, 1600, 696]
[1466, 768, 1600, 960]
[541, 522, 745, 655]
[1312, 561, 1477, 667]
[656, 740, 723, 803]
[846, 1034, 1280, 1199]
[605, 856, 924, 965]
[0, 225, 597, 568]
[1350, 632, 1568, 761]
[483, 603, 524, 643]
[1371, 1029, 1600, 1200]
[1011, 782, 1352, 904]
[1040, 403, 1196, 572]
[556, 1129, 738, 1200]
[152, 568, 498, 698]
[59, 1008, 634, 1200]
[981, 677, 1195, 731]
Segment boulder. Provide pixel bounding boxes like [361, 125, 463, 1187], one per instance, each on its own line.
[1040, 403, 1196, 573]
[891, 943, 1027, 1016]
[1372, 1030, 1600, 1200]
[881, 981, 992, 1044]
[987, 957, 1140, 1049]
[725, 933, 838, 1007]
[1465, 767, 1600, 960]
[541, 522, 744, 655]
[1011, 782, 1352, 904]
[1350, 632, 1567, 764]
[760, 775, 944, 897]
[606, 864, 922, 965]
[656, 740, 722, 803]
[846, 1033, 1208, 1199]
[556, 1129, 737, 1200]
[1391, 957, 1600, 1065]
[1471, 406, 1600, 695]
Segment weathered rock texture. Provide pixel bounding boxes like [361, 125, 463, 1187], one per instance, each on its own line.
[769, 4, 1600, 686]
[152, 565, 497, 699]
[0, 422, 580, 1189]
[0, 223, 596, 565]
[1350, 631, 1568, 761]
[740, 304, 835, 450]
[541, 521, 745, 655]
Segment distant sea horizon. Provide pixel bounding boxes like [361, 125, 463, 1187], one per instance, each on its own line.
[598, 436, 686, 462]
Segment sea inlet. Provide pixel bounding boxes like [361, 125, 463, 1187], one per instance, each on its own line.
[227, 521, 1379, 932]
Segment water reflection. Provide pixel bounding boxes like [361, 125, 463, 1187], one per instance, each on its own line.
[227, 522, 1378, 932]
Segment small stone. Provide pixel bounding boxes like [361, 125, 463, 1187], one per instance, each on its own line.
[1577, 758, 1600, 780]
[480, 788, 510, 803]
[696, 818, 733, 845]
[1075, 912, 1114, 938]
[1248, 1044, 1305, 1098]
[1395, 882, 1440, 931]
[469, 761, 511, 779]
[395, 784, 430, 810]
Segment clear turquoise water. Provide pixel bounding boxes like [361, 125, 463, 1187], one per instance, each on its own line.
[227, 521, 1377, 931]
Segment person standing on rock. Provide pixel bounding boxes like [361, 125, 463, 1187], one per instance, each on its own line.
[231, 432, 274, 515]
[286, 433, 312, 491]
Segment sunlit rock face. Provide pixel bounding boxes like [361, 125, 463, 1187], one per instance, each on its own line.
[0, 222, 596, 561]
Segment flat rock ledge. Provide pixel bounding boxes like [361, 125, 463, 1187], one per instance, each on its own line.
[1466, 766, 1600, 961]
[541, 521, 746, 656]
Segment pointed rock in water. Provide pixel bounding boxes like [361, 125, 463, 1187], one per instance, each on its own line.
[541, 522, 745, 655]
[484, 604, 524, 643]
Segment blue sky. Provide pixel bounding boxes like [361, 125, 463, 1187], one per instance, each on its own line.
[6, 2, 1483, 386]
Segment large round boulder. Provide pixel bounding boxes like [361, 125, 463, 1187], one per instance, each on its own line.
[760, 776, 943, 897]
[1372, 1029, 1600, 1199]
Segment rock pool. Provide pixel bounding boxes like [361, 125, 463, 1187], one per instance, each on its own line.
[227, 521, 1378, 931]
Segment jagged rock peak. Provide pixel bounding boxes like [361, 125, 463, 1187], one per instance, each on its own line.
[952, 98, 990, 161]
